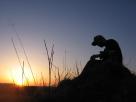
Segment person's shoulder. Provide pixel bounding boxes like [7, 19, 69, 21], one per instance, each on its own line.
[106, 39, 119, 46]
[107, 39, 118, 44]
[107, 39, 117, 42]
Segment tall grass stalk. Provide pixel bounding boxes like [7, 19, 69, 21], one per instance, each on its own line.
[41, 72, 45, 86]
[76, 62, 80, 76]
[44, 40, 54, 96]
[16, 34, 37, 85]
[11, 24, 36, 85]
[22, 61, 24, 86]
[11, 38, 29, 86]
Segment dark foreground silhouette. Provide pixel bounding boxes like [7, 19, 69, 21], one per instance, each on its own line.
[1, 60, 136, 102]
[1, 35, 136, 102]
[45, 61, 135, 102]
[34, 35, 136, 102]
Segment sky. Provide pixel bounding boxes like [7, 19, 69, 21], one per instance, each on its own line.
[0, 0, 136, 85]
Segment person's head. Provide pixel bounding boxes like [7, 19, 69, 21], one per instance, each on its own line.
[92, 35, 106, 47]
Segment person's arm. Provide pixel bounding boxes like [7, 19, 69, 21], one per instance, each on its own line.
[100, 49, 117, 59]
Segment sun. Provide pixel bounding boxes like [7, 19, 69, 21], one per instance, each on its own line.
[11, 66, 33, 86]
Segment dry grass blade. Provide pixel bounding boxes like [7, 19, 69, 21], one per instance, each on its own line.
[44, 40, 54, 96]
[11, 24, 36, 85]
[11, 38, 29, 86]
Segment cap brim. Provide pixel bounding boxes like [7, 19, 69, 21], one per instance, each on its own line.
[92, 41, 97, 46]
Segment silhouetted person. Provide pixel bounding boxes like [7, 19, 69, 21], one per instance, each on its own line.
[91, 35, 123, 64]
[79, 35, 123, 80]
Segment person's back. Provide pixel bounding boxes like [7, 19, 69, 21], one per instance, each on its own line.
[101, 39, 123, 64]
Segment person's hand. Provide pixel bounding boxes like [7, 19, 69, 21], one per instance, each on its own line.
[90, 55, 98, 60]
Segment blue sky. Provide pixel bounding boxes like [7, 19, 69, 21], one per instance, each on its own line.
[0, 0, 136, 83]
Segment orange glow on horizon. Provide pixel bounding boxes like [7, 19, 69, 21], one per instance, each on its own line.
[11, 66, 34, 86]
[3, 61, 60, 86]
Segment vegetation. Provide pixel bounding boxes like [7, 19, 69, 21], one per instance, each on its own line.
[6, 36, 136, 102]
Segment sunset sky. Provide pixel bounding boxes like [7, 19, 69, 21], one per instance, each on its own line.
[0, 0, 136, 85]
